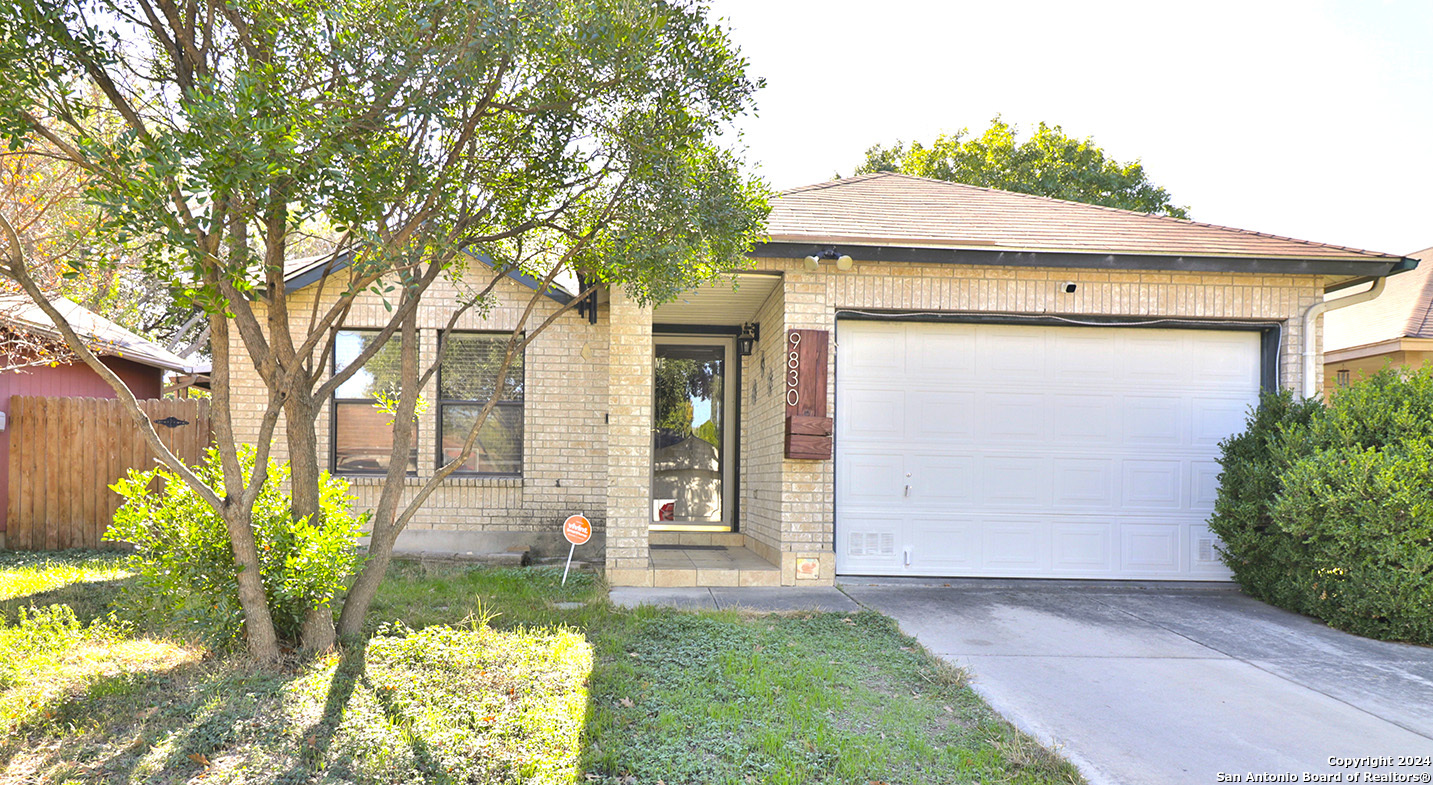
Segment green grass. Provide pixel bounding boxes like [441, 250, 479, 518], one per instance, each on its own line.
[0, 553, 1082, 784]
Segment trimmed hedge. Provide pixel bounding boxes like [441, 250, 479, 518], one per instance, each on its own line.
[1209, 368, 1433, 644]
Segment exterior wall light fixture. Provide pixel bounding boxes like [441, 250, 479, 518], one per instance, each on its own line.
[737, 322, 760, 356]
[803, 247, 854, 272]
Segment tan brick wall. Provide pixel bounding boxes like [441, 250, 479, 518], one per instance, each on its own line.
[227, 255, 1326, 584]
[226, 271, 610, 556]
[737, 283, 785, 557]
[602, 287, 655, 586]
[745, 256, 1324, 582]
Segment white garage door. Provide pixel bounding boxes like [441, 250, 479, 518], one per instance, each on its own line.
[835, 321, 1261, 580]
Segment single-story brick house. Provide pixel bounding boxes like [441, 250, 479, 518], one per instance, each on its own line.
[1324, 244, 1433, 388]
[229, 173, 1416, 587]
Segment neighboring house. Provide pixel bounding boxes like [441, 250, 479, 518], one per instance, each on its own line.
[0, 295, 199, 544]
[227, 172, 1416, 587]
[1323, 245, 1433, 388]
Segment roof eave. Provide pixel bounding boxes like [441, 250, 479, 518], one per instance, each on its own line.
[277, 249, 572, 305]
[749, 241, 1406, 278]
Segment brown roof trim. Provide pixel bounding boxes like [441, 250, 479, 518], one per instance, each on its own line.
[749, 241, 1408, 278]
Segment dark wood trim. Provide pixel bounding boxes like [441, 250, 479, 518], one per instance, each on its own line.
[652, 323, 742, 336]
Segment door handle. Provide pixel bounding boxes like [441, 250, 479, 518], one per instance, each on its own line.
[904, 484, 911, 497]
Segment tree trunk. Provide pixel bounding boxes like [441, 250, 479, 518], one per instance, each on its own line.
[223, 504, 282, 662]
[285, 392, 323, 525]
[337, 521, 400, 639]
[284, 391, 334, 654]
[300, 606, 337, 653]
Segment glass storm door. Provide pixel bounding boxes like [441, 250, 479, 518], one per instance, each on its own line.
[651, 337, 735, 530]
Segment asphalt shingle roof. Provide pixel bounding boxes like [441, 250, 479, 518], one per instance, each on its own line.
[0, 294, 197, 373]
[766, 172, 1404, 263]
[1324, 246, 1433, 351]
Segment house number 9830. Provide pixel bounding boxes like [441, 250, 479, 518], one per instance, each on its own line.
[786, 331, 801, 407]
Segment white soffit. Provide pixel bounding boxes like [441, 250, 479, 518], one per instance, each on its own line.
[653, 273, 781, 326]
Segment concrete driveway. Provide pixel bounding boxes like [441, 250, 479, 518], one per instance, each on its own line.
[843, 580, 1433, 785]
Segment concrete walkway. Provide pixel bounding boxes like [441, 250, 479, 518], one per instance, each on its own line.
[843, 580, 1433, 785]
[608, 586, 859, 613]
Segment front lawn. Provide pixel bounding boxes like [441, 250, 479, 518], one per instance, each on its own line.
[0, 552, 1081, 784]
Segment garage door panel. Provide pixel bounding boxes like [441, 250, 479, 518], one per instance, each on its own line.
[835, 321, 1257, 580]
[1192, 396, 1253, 446]
[979, 329, 1046, 380]
[839, 452, 904, 504]
[1052, 458, 1116, 507]
[1121, 333, 1187, 383]
[841, 517, 901, 570]
[1051, 332, 1118, 381]
[980, 456, 1048, 507]
[1190, 461, 1222, 509]
[1122, 395, 1186, 445]
[1120, 460, 1184, 509]
[1050, 394, 1118, 443]
[840, 324, 905, 379]
[839, 388, 904, 440]
[909, 517, 980, 570]
[982, 520, 1047, 570]
[1051, 523, 1115, 572]
[906, 390, 976, 441]
[1189, 525, 1231, 575]
[908, 329, 976, 375]
[1120, 524, 1183, 573]
[1189, 334, 1263, 385]
[978, 392, 1047, 441]
[907, 453, 975, 502]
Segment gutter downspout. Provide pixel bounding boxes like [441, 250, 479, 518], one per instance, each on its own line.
[1302, 276, 1387, 399]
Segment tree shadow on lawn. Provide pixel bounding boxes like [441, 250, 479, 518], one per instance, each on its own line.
[0, 575, 140, 624]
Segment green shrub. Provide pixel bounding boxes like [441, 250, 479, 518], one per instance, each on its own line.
[1207, 389, 1322, 602]
[1211, 368, 1433, 644]
[105, 446, 368, 646]
[1271, 442, 1433, 642]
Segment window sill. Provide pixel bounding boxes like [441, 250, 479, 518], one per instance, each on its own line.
[338, 474, 523, 488]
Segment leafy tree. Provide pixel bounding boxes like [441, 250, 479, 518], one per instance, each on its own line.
[856, 116, 1189, 218]
[1, 142, 187, 345]
[0, 0, 767, 661]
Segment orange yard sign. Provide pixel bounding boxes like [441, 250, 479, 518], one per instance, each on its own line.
[563, 515, 592, 545]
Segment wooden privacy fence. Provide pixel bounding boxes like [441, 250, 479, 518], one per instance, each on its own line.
[6, 396, 213, 551]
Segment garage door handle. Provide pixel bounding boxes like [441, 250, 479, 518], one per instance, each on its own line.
[904, 484, 911, 497]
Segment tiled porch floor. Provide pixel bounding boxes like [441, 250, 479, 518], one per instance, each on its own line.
[648, 545, 780, 587]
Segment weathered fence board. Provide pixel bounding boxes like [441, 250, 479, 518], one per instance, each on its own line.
[5, 396, 212, 551]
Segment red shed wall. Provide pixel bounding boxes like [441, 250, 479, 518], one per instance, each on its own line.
[0, 357, 162, 535]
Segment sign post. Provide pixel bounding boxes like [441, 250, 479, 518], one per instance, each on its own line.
[560, 514, 592, 586]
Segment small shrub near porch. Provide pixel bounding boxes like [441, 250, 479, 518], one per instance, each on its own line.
[1210, 368, 1433, 644]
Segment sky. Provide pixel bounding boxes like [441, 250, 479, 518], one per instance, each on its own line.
[707, 0, 1433, 257]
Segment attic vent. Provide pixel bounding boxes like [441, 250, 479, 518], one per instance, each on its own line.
[848, 532, 895, 558]
[1196, 537, 1219, 564]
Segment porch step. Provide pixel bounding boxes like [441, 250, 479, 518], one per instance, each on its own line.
[648, 545, 779, 588]
[649, 531, 746, 548]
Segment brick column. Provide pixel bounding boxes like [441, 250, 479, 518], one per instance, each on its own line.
[604, 287, 655, 586]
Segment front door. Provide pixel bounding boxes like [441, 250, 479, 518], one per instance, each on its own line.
[651, 336, 736, 531]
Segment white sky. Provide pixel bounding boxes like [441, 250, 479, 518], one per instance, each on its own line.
[709, 0, 1433, 257]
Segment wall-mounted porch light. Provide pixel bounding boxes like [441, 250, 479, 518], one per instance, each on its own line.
[737, 322, 760, 356]
[803, 247, 854, 272]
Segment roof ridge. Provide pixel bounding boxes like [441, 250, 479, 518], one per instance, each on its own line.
[779, 171, 892, 195]
[780, 171, 1402, 261]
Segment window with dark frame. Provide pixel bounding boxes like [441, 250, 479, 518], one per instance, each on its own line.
[331, 330, 418, 474]
[437, 333, 524, 475]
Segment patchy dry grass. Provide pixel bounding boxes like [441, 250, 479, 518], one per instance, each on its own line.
[1, 554, 1082, 785]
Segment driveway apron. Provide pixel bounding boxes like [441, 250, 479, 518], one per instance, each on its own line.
[843, 581, 1433, 785]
